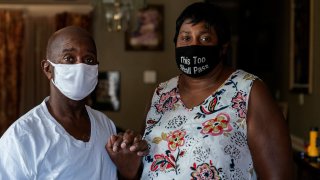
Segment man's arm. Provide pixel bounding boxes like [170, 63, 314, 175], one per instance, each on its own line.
[106, 91, 152, 179]
[0, 129, 33, 179]
[106, 129, 149, 180]
[247, 80, 294, 179]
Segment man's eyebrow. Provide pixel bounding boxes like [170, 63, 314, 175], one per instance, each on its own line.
[62, 48, 75, 53]
[62, 47, 96, 54]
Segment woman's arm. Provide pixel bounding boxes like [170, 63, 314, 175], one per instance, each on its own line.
[247, 80, 294, 179]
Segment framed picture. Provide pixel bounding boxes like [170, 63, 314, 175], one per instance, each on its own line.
[125, 4, 164, 51]
[0, 0, 90, 4]
[91, 71, 120, 111]
[289, 0, 314, 94]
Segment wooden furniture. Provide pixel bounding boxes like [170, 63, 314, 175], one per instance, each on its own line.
[294, 151, 320, 179]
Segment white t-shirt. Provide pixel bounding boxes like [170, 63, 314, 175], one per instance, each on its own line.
[0, 98, 117, 180]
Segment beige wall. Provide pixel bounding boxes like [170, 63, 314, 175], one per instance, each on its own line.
[93, 0, 199, 132]
[2, 0, 319, 141]
[95, 0, 320, 142]
[95, 0, 320, 140]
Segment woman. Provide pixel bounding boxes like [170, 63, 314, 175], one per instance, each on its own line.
[141, 2, 293, 179]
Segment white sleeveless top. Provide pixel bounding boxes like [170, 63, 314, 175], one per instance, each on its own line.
[142, 70, 258, 180]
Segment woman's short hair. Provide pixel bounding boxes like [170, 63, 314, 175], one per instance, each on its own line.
[173, 2, 231, 46]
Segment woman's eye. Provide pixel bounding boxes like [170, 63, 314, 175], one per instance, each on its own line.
[180, 36, 190, 42]
[200, 36, 211, 42]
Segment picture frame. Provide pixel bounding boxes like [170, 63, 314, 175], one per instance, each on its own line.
[0, 0, 90, 4]
[289, 0, 314, 94]
[125, 4, 164, 51]
[91, 71, 120, 111]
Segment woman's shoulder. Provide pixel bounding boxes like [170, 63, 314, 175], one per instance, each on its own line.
[159, 76, 179, 86]
[156, 75, 179, 91]
[233, 69, 258, 79]
[228, 69, 259, 84]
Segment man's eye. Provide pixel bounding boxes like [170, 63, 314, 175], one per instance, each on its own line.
[85, 58, 95, 64]
[63, 56, 75, 63]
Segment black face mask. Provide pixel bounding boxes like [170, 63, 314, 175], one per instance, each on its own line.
[175, 45, 221, 78]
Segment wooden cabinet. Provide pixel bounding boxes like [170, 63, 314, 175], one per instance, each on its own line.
[294, 151, 320, 179]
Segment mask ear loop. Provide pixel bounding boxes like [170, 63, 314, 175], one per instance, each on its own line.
[47, 60, 56, 66]
[46, 60, 56, 84]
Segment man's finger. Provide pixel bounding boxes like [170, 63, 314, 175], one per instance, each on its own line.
[112, 134, 123, 152]
[129, 139, 149, 156]
[133, 134, 142, 143]
[121, 129, 135, 148]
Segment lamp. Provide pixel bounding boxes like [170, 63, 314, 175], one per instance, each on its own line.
[100, 0, 146, 32]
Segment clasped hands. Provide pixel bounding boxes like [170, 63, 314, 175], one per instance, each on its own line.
[106, 129, 149, 179]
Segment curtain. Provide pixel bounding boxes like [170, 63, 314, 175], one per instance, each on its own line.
[19, 15, 55, 117]
[0, 10, 24, 135]
[55, 11, 93, 32]
[20, 11, 93, 116]
[0, 10, 93, 136]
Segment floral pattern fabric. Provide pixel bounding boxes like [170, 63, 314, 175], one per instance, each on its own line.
[142, 70, 258, 180]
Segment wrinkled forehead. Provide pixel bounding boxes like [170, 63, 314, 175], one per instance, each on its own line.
[46, 29, 96, 60]
[179, 19, 215, 33]
[182, 18, 212, 28]
[54, 33, 95, 50]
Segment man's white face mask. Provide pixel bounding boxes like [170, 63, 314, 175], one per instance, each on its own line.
[48, 60, 98, 101]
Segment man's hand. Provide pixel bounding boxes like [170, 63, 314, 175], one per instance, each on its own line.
[106, 129, 149, 179]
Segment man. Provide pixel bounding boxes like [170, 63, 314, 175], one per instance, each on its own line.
[0, 26, 147, 179]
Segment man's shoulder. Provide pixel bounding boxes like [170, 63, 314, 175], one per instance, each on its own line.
[4, 103, 47, 137]
[86, 106, 116, 134]
[86, 105, 113, 123]
[18, 103, 46, 123]
[86, 105, 106, 117]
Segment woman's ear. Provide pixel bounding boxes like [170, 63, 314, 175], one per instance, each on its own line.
[41, 60, 53, 80]
[221, 42, 230, 56]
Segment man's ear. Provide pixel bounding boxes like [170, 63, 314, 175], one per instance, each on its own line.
[41, 60, 53, 80]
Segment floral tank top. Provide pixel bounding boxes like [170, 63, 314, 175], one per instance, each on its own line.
[141, 70, 259, 180]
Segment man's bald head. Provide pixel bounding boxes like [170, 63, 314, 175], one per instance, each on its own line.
[46, 26, 96, 61]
